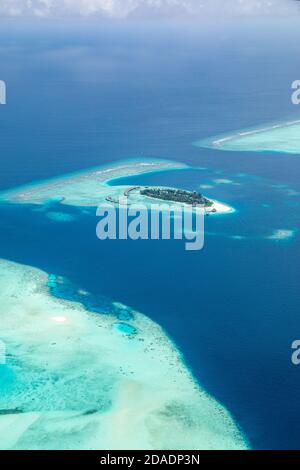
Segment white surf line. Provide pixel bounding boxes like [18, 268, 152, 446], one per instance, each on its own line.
[213, 136, 235, 146]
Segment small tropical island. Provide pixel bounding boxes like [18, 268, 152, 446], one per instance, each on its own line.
[140, 187, 215, 208]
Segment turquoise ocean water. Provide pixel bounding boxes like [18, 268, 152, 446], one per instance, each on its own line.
[0, 19, 300, 449]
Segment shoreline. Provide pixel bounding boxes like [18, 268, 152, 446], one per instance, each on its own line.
[0, 159, 235, 215]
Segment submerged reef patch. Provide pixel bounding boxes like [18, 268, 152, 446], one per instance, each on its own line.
[266, 229, 296, 241]
[0, 259, 248, 450]
[0, 160, 187, 208]
[195, 119, 300, 155]
[46, 212, 77, 222]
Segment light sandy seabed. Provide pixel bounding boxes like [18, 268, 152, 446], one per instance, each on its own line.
[195, 119, 300, 154]
[0, 259, 247, 450]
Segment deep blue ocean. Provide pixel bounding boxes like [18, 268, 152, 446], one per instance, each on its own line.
[1, 18, 300, 449]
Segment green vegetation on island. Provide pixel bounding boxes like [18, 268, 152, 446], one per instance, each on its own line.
[140, 187, 214, 208]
